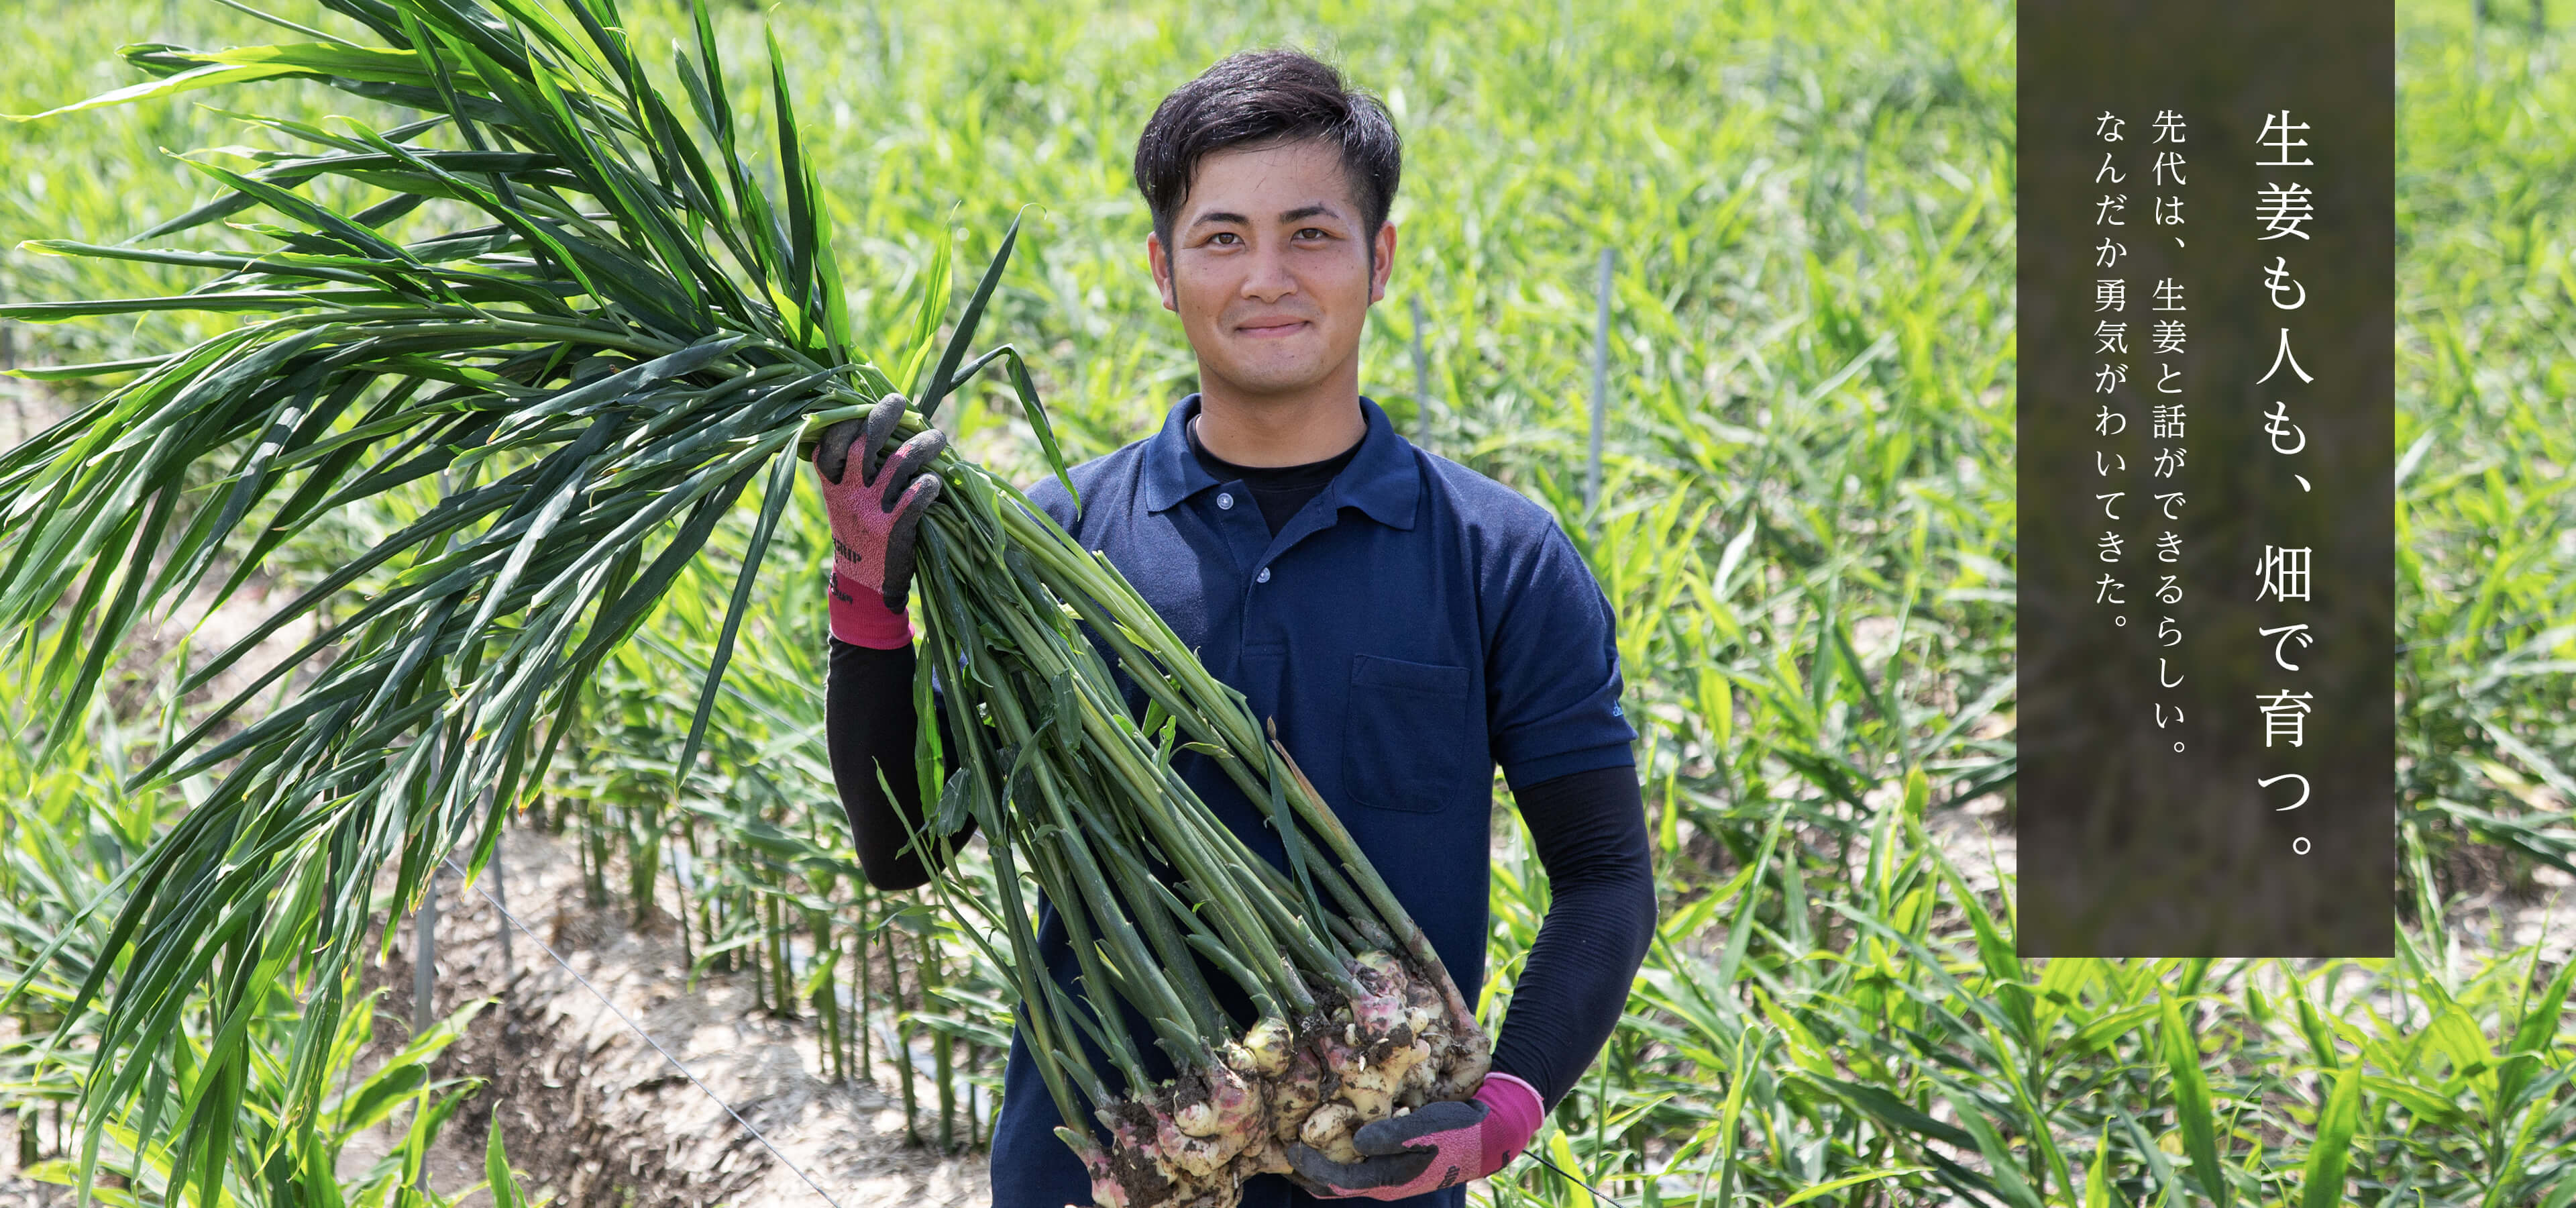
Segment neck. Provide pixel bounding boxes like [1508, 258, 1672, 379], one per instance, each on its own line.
[1190, 377, 1367, 467]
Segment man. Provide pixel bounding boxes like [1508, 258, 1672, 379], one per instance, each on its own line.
[813, 49, 1655, 1208]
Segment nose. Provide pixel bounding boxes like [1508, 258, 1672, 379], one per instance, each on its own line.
[1240, 238, 1296, 303]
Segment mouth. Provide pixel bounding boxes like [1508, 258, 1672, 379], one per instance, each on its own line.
[1235, 319, 1309, 338]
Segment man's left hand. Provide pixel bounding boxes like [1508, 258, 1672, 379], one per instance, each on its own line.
[1283, 1072, 1544, 1200]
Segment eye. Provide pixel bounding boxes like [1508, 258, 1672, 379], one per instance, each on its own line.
[1296, 228, 1328, 240]
[1209, 232, 1242, 246]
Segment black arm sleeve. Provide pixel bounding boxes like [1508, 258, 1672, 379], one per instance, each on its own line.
[826, 636, 974, 891]
[1485, 764, 1658, 1109]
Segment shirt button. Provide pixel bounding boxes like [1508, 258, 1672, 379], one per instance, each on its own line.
[1217, 493, 1235, 510]
[1256, 567, 1271, 583]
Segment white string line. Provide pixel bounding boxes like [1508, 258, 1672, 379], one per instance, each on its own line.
[437, 855, 849, 1208]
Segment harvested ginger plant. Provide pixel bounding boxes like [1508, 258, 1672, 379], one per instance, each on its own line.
[1075, 954, 1489, 1207]
[0, 2, 1490, 1205]
[902, 406, 1495, 1207]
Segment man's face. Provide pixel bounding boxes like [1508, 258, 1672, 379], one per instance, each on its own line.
[1147, 137, 1397, 403]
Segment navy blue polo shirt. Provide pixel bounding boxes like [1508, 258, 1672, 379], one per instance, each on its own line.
[985, 393, 1636, 1208]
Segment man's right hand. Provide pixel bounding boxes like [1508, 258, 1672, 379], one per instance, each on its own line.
[813, 394, 947, 643]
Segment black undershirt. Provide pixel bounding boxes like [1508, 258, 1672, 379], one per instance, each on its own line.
[822, 424, 1656, 1109]
[1182, 414, 1362, 536]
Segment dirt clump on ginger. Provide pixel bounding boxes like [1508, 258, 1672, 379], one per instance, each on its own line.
[1071, 950, 1490, 1208]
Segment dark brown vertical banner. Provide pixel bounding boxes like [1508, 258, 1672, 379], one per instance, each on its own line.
[2017, 1, 2394, 957]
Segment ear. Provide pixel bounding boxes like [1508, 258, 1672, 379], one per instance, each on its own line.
[1147, 231, 1177, 313]
[1368, 221, 1397, 305]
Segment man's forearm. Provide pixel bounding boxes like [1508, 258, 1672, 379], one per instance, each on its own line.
[826, 636, 973, 889]
[1487, 763, 1658, 1108]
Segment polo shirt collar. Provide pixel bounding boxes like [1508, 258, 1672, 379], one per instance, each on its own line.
[1138, 393, 1420, 530]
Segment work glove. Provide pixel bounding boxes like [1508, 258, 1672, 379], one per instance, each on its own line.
[812, 394, 947, 648]
[1283, 1072, 1544, 1200]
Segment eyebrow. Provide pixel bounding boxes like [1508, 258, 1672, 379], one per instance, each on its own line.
[1186, 203, 1345, 232]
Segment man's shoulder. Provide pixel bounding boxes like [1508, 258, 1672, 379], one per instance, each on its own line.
[1413, 446, 1574, 550]
[1020, 434, 1154, 530]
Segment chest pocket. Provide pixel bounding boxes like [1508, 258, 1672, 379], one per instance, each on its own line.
[1340, 654, 1477, 814]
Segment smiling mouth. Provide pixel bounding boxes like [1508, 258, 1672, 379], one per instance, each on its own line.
[1237, 320, 1308, 337]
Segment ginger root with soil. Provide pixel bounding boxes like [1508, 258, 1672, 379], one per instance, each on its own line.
[1063, 952, 1491, 1208]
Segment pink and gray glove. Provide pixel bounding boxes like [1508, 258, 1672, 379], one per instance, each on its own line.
[812, 394, 947, 649]
[1283, 1072, 1545, 1200]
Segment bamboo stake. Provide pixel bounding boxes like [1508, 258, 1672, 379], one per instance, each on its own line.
[769, 892, 795, 1017]
[669, 832, 693, 983]
[887, 920, 918, 1145]
[917, 929, 955, 1150]
[854, 896, 873, 1080]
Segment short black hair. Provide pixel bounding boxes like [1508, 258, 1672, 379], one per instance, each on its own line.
[1132, 48, 1402, 270]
